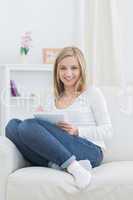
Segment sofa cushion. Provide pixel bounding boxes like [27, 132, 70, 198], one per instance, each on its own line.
[100, 86, 133, 162]
[7, 161, 133, 200]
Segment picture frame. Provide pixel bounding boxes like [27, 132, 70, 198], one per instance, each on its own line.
[42, 48, 62, 64]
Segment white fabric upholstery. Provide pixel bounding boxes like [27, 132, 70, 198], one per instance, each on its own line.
[0, 86, 133, 200]
[0, 136, 30, 200]
[100, 86, 133, 162]
[6, 162, 133, 200]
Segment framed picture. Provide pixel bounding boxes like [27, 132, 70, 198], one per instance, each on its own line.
[42, 48, 62, 64]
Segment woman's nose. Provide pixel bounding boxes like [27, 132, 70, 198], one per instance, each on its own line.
[65, 69, 72, 76]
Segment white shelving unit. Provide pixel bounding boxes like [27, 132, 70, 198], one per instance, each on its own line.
[0, 64, 53, 135]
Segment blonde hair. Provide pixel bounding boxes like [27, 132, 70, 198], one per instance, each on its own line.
[53, 46, 88, 98]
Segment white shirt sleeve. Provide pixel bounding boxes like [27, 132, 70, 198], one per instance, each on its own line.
[77, 86, 113, 141]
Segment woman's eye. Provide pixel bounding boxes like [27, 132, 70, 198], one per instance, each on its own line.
[60, 67, 66, 70]
[71, 66, 78, 70]
[59, 65, 79, 70]
[73, 67, 78, 69]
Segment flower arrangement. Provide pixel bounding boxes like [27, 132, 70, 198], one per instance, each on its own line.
[20, 31, 32, 56]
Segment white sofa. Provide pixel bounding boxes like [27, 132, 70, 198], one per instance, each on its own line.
[0, 86, 133, 200]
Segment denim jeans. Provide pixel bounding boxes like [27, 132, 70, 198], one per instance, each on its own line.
[5, 118, 103, 169]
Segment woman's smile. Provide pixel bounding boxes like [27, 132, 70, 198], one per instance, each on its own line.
[64, 77, 75, 81]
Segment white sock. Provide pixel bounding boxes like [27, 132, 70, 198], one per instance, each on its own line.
[48, 160, 92, 171]
[67, 160, 92, 189]
[78, 160, 92, 171]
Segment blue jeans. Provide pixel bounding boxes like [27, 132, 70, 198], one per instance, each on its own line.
[5, 118, 103, 169]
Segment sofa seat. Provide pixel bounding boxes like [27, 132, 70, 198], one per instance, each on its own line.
[7, 161, 133, 200]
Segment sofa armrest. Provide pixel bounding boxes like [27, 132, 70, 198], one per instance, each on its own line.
[0, 136, 30, 171]
[0, 136, 30, 200]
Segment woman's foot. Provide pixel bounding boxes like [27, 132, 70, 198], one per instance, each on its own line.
[67, 160, 92, 189]
[48, 159, 92, 171]
[78, 160, 92, 171]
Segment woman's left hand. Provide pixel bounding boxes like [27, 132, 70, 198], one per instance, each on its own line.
[57, 121, 79, 136]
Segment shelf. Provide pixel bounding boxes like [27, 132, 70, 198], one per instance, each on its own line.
[10, 96, 37, 100]
[0, 64, 53, 135]
[0, 64, 53, 72]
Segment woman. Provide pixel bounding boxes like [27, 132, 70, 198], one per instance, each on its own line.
[6, 47, 113, 189]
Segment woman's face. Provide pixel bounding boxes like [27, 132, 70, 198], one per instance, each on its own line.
[58, 56, 81, 89]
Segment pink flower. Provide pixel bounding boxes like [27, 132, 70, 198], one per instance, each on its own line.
[20, 31, 32, 55]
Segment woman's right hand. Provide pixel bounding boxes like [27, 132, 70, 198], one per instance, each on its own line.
[57, 121, 79, 136]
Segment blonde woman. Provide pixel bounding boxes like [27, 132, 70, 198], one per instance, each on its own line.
[5, 47, 112, 189]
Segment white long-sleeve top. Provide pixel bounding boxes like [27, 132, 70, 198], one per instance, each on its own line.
[44, 85, 113, 150]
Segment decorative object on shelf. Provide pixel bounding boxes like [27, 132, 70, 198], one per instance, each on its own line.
[10, 80, 20, 96]
[42, 48, 61, 64]
[30, 93, 36, 97]
[20, 54, 28, 64]
[20, 31, 32, 63]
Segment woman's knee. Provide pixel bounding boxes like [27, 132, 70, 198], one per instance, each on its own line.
[5, 119, 22, 144]
[18, 118, 38, 141]
[5, 118, 22, 137]
[18, 118, 36, 129]
[6, 118, 21, 128]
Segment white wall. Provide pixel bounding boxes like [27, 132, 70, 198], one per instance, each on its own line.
[0, 0, 83, 64]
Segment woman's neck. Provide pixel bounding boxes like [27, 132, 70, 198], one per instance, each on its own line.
[64, 91, 75, 97]
[63, 87, 77, 97]
[63, 86, 86, 97]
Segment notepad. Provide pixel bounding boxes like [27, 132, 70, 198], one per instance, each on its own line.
[34, 112, 68, 124]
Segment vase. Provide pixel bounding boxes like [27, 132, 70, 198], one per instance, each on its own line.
[20, 54, 28, 64]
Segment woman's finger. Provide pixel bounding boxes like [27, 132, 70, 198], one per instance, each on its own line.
[58, 121, 72, 126]
[59, 125, 71, 131]
[59, 126, 72, 132]
[58, 123, 72, 128]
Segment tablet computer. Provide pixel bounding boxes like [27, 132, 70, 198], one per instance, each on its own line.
[34, 112, 68, 124]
